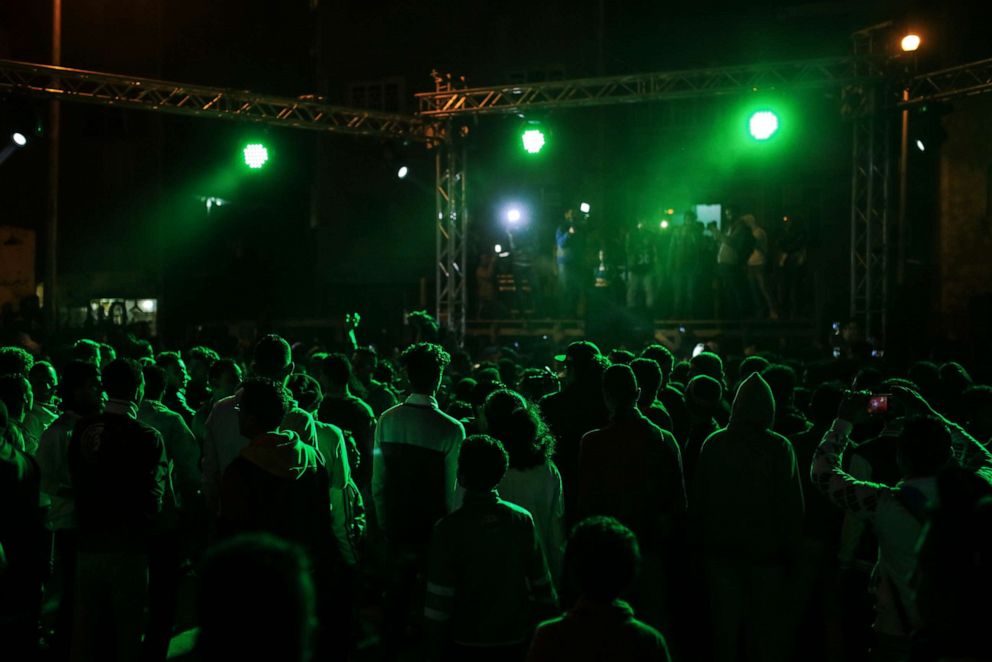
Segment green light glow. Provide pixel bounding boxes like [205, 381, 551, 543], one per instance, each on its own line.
[748, 111, 779, 141]
[243, 143, 269, 169]
[521, 129, 546, 154]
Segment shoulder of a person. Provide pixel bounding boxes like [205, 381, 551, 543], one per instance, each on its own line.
[498, 497, 535, 522]
[314, 418, 344, 438]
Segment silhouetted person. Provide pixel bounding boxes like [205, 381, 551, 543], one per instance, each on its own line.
[154, 351, 195, 425]
[692, 373, 803, 662]
[202, 334, 317, 516]
[578, 364, 686, 633]
[36, 360, 104, 659]
[0, 400, 44, 660]
[352, 346, 398, 417]
[762, 364, 811, 436]
[630, 358, 674, 434]
[373, 342, 465, 657]
[69, 359, 168, 661]
[196, 533, 316, 662]
[483, 393, 565, 583]
[317, 353, 375, 488]
[424, 434, 557, 661]
[540, 342, 609, 525]
[24, 360, 59, 453]
[528, 516, 671, 662]
[812, 387, 992, 660]
[641, 344, 690, 445]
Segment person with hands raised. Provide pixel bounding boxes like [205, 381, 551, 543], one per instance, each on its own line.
[811, 386, 992, 660]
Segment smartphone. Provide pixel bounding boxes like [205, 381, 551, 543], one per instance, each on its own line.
[679, 325, 686, 333]
[867, 394, 890, 415]
[692, 343, 706, 358]
[832, 322, 840, 332]
[832, 347, 841, 359]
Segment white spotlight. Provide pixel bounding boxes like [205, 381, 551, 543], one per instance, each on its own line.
[12, 132, 27, 147]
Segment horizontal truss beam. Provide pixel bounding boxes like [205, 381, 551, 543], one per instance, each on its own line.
[0, 59, 432, 142]
[416, 57, 872, 116]
[903, 57, 992, 105]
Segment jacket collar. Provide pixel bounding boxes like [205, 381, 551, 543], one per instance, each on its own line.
[405, 393, 438, 408]
[105, 398, 139, 419]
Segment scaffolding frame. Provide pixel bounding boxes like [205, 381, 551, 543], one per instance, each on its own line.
[4, 51, 992, 343]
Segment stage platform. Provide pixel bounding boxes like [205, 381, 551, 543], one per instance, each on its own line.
[465, 318, 821, 348]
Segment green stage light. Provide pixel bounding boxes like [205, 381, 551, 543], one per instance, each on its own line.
[243, 143, 269, 169]
[748, 111, 779, 141]
[521, 128, 546, 154]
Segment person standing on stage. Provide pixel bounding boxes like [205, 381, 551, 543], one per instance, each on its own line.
[556, 208, 586, 318]
[626, 217, 658, 314]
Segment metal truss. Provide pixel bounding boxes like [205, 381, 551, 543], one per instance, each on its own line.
[435, 125, 468, 339]
[847, 31, 890, 343]
[904, 57, 992, 105]
[0, 59, 432, 142]
[417, 57, 868, 116]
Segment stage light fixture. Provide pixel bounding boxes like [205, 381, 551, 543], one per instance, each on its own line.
[494, 244, 503, 253]
[12, 132, 27, 147]
[579, 202, 591, 214]
[901, 34, 921, 52]
[506, 208, 522, 224]
[397, 166, 409, 179]
[242, 143, 269, 169]
[660, 220, 670, 230]
[748, 111, 779, 141]
[521, 128, 546, 154]
[915, 139, 925, 152]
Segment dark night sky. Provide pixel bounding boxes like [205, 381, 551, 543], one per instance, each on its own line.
[0, 1, 989, 328]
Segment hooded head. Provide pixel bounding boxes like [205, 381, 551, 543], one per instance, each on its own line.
[730, 373, 776, 430]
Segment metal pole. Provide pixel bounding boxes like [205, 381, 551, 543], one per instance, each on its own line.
[897, 87, 909, 286]
[44, 0, 61, 332]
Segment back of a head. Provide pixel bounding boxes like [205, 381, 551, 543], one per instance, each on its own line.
[142, 364, 168, 402]
[59, 360, 102, 411]
[691, 351, 725, 384]
[898, 415, 952, 478]
[738, 355, 770, 381]
[608, 349, 635, 365]
[482, 388, 525, 429]
[809, 381, 845, 425]
[0, 374, 30, 419]
[187, 345, 219, 368]
[761, 364, 797, 408]
[566, 516, 640, 602]
[319, 353, 352, 389]
[488, 404, 551, 470]
[210, 358, 243, 387]
[103, 358, 144, 402]
[197, 534, 314, 662]
[641, 344, 674, 385]
[252, 334, 293, 381]
[400, 342, 450, 394]
[603, 363, 639, 409]
[909, 361, 941, 400]
[239, 378, 290, 432]
[0, 346, 34, 377]
[686, 374, 723, 416]
[287, 373, 322, 413]
[155, 350, 182, 371]
[630, 358, 662, 401]
[940, 362, 973, 395]
[72, 339, 102, 366]
[457, 434, 509, 492]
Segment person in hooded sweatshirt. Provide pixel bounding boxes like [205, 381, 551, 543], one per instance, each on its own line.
[219, 377, 344, 659]
[692, 372, 804, 662]
[219, 377, 332, 558]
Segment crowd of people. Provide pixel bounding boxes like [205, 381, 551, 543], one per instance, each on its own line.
[478, 206, 809, 321]
[1, 315, 991, 662]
